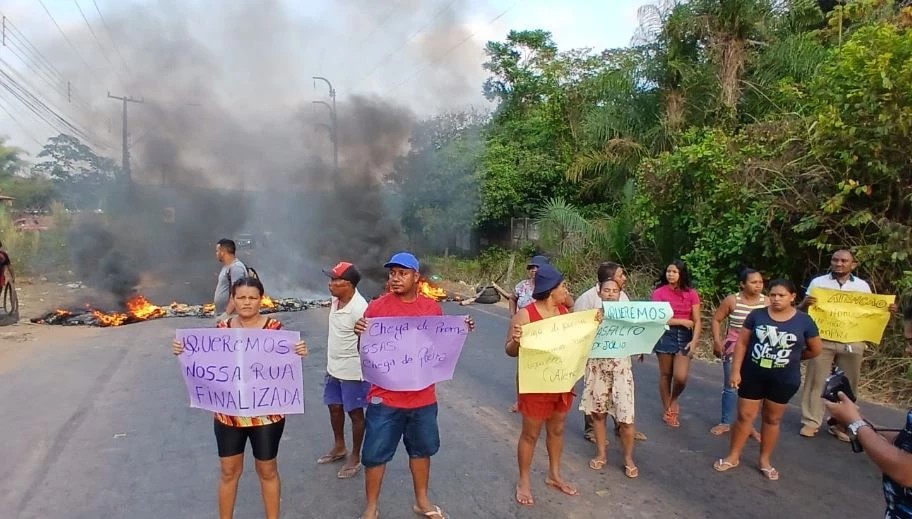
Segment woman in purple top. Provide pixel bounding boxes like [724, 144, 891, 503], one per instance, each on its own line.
[651, 260, 701, 428]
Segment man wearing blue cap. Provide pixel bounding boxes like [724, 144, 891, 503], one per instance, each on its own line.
[354, 252, 474, 519]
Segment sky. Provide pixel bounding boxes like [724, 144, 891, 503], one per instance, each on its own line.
[0, 0, 644, 158]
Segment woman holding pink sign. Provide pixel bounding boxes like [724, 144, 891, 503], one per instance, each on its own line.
[172, 277, 308, 519]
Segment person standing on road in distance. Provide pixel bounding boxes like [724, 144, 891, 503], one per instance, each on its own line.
[710, 268, 766, 439]
[651, 259, 701, 428]
[575, 262, 647, 443]
[213, 238, 248, 322]
[316, 261, 370, 479]
[172, 277, 308, 519]
[826, 307, 912, 518]
[507, 263, 581, 506]
[713, 279, 822, 481]
[510, 255, 548, 314]
[581, 278, 641, 478]
[0, 239, 14, 289]
[353, 252, 475, 519]
[799, 249, 898, 440]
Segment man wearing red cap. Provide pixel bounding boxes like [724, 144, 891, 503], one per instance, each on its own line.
[317, 261, 371, 479]
[354, 252, 474, 519]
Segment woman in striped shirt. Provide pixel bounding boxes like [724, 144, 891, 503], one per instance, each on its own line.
[710, 269, 766, 437]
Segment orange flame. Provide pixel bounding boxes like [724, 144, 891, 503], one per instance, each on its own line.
[90, 294, 164, 327]
[261, 295, 276, 309]
[419, 280, 447, 301]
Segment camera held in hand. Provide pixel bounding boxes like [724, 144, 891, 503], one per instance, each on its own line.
[822, 368, 863, 452]
[821, 368, 857, 404]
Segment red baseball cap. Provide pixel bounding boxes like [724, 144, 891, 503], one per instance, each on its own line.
[322, 261, 361, 286]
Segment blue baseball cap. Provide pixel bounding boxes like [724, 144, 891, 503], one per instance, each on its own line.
[533, 263, 564, 295]
[383, 252, 420, 271]
[527, 255, 550, 268]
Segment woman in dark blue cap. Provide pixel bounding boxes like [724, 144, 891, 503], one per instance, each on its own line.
[506, 264, 580, 506]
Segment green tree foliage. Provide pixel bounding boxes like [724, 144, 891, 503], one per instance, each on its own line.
[387, 112, 486, 252]
[32, 134, 120, 211]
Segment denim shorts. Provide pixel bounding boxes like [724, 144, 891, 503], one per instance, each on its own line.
[322, 374, 371, 413]
[654, 325, 693, 355]
[361, 402, 440, 468]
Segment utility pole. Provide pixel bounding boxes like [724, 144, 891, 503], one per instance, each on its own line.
[312, 76, 337, 171]
[107, 92, 143, 182]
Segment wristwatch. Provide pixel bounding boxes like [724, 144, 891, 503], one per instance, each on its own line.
[847, 419, 872, 439]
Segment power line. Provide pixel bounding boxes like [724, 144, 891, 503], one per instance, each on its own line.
[348, 0, 461, 92]
[91, 0, 132, 80]
[36, 0, 102, 83]
[0, 92, 44, 146]
[0, 69, 109, 150]
[0, 12, 68, 85]
[73, 0, 126, 87]
[382, 4, 517, 95]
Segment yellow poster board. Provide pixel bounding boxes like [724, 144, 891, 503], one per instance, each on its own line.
[808, 287, 895, 344]
[518, 309, 600, 393]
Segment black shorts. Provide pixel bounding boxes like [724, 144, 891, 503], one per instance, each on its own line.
[213, 418, 285, 461]
[737, 369, 799, 405]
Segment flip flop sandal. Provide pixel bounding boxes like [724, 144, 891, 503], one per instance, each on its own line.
[337, 464, 362, 479]
[663, 411, 680, 428]
[545, 479, 580, 496]
[634, 431, 648, 441]
[624, 465, 639, 479]
[710, 424, 731, 436]
[759, 466, 779, 481]
[316, 453, 347, 464]
[412, 504, 446, 518]
[713, 459, 739, 472]
[515, 485, 534, 506]
[588, 458, 607, 470]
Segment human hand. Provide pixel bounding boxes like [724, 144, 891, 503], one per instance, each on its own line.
[295, 340, 309, 357]
[889, 303, 899, 315]
[172, 338, 184, 356]
[805, 296, 818, 307]
[730, 372, 741, 389]
[215, 312, 230, 323]
[824, 391, 863, 425]
[511, 324, 523, 344]
[685, 341, 697, 358]
[637, 354, 645, 363]
[712, 341, 724, 359]
[354, 318, 368, 335]
[465, 315, 475, 332]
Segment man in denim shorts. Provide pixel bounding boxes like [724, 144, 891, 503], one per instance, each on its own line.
[317, 261, 371, 479]
[354, 252, 474, 519]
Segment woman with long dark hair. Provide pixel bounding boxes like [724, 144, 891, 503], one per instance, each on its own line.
[710, 268, 766, 438]
[713, 279, 822, 481]
[651, 260, 700, 428]
[172, 277, 308, 519]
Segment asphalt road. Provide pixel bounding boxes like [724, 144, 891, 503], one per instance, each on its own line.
[0, 302, 900, 518]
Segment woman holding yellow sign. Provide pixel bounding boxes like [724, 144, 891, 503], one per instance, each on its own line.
[505, 264, 580, 506]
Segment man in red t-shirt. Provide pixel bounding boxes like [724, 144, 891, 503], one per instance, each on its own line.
[354, 252, 474, 519]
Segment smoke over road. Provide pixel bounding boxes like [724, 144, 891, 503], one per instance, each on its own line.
[19, 0, 492, 302]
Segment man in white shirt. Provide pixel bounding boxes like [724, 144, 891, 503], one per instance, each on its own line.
[317, 261, 371, 479]
[798, 250, 896, 439]
[575, 262, 646, 443]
